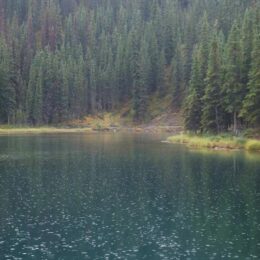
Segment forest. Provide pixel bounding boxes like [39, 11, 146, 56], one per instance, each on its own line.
[0, 0, 259, 132]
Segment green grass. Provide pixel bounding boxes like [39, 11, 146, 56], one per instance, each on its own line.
[167, 134, 260, 151]
[0, 126, 93, 135]
[245, 140, 260, 151]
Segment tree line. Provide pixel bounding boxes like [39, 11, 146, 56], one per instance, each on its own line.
[0, 0, 259, 131]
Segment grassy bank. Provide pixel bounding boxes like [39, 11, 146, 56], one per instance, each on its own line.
[167, 134, 260, 152]
[0, 126, 93, 135]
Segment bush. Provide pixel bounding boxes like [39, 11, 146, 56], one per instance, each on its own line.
[245, 140, 260, 151]
[167, 134, 254, 151]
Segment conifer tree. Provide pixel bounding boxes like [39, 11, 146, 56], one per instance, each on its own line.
[0, 0, 257, 126]
[27, 50, 44, 125]
[223, 21, 243, 132]
[133, 39, 149, 121]
[172, 42, 184, 108]
[148, 26, 160, 93]
[241, 9, 254, 88]
[201, 34, 223, 132]
[184, 47, 202, 131]
[241, 30, 260, 126]
[0, 37, 15, 123]
[164, 14, 174, 65]
[196, 13, 211, 100]
[157, 50, 166, 96]
[60, 63, 69, 121]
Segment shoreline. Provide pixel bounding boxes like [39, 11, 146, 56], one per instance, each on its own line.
[166, 134, 260, 152]
[0, 124, 182, 135]
[0, 127, 95, 135]
[1, 127, 260, 153]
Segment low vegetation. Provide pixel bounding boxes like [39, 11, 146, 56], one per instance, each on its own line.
[167, 134, 260, 152]
[0, 126, 92, 135]
[66, 112, 122, 130]
[245, 140, 260, 152]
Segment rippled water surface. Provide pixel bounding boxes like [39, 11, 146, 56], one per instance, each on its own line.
[0, 133, 259, 259]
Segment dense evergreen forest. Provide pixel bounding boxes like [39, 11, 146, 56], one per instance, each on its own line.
[0, 0, 259, 132]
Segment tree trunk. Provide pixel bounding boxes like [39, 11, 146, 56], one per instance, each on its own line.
[91, 90, 96, 114]
[215, 106, 220, 134]
[233, 111, 237, 134]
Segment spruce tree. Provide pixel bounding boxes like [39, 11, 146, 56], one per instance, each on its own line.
[184, 47, 202, 131]
[27, 51, 44, 125]
[0, 37, 15, 124]
[241, 9, 254, 88]
[223, 21, 243, 133]
[148, 26, 160, 93]
[198, 12, 210, 92]
[0, 0, 257, 126]
[164, 14, 174, 65]
[133, 39, 149, 122]
[172, 42, 184, 108]
[157, 50, 166, 96]
[241, 30, 260, 126]
[201, 34, 223, 133]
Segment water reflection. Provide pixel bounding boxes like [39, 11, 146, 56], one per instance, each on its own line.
[0, 133, 259, 259]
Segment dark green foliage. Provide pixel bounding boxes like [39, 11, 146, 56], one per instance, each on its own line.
[197, 13, 210, 93]
[26, 50, 44, 125]
[201, 34, 223, 133]
[133, 39, 150, 121]
[241, 30, 260, 126]
[241, 9, 254, 88]
[0, 37, 16, 123]
[0, 0, 258, 126]
[184, 47, 202, 131]
[222, 21, 243, 132]
[171, 43, 185, 108]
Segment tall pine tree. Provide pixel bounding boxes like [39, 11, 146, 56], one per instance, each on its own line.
[241, 30, 260, 126]
[201, 33, 223, 132]
[223, 21, 243, 132]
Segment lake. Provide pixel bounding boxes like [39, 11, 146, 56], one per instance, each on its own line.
[0, 133, 259, 259]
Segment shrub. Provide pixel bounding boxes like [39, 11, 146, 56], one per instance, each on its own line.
[245, 140, 260, 151]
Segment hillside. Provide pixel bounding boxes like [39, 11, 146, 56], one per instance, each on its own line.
[66, 94, 184, 134]
[0, 0, 259, 133]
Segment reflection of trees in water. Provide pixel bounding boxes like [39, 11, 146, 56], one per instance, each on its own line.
[168, 151, 260, 257]
[0, 135, 259, 258]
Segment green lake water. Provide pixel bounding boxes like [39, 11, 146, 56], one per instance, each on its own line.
[0, 133, 259, 259]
